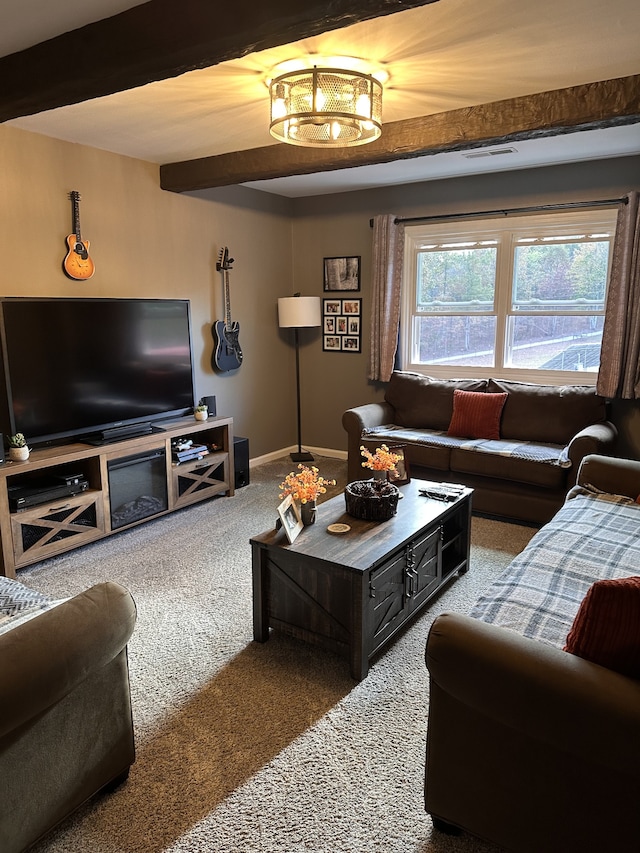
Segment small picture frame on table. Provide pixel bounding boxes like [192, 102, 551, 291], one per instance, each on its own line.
[387, 445, 411, 485]
[277, 494, 303, 544]
[323, 256, 361, 291]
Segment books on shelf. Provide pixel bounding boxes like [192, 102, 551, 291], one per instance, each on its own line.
[171, 443, 209, 463]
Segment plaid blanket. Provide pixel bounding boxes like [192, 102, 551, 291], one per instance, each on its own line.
[470, 487, 640, 648]
[362, 424, 570, 467]
[0, 576, 59, 635]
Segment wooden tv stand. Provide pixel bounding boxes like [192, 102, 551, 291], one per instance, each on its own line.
[0, 416, 234, 578]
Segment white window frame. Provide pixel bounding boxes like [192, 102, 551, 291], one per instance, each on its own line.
[400, 208, 618, 386]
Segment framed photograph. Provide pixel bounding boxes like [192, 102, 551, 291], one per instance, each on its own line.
[324, 315, 336, 334]
[387, 445, 411, 486]
[323, 335, 341, 351]
[342, 335, 361, 352]
[323, 298, 362, 352]
[342, 299, 361, 315]
[277, 494, 303, 544]
[323, 256, 361, 292]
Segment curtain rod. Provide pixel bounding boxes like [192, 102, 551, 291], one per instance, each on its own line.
[369, 197, 627, 228]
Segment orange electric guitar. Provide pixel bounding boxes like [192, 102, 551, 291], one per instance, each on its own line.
[63, 191, 95, 280]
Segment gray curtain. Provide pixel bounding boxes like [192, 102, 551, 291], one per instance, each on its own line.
[597, 192, 640, 399]
[369, 214, 405, 382]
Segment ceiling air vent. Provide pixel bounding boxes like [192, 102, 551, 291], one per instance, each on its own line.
[462, 148, 518, 160]
[464, 147, 518, 159]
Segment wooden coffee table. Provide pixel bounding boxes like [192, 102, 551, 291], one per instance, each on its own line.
[251, 479, 472, 680]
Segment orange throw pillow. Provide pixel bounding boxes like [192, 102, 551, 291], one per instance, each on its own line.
[564, 576, 640, 678]
[447, 389, 507, 440]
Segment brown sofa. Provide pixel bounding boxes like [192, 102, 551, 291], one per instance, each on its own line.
[342, 371, 617, 523]
[0, 581, 137, 853]
[424, 454, 640, 853]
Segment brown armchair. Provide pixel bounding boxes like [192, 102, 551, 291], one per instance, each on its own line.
[0, 581, 137, 853]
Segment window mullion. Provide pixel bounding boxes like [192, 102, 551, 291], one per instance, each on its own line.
[401, 233, 418, 366]
[493, 233, 513, 370]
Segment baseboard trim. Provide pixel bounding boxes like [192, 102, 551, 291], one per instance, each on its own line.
[249, 446, 347, 468]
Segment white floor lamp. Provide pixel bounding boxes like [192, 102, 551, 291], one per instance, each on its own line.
[278, 294, 321, 463]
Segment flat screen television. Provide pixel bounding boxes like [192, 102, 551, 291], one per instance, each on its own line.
[0, 297, 196, 447]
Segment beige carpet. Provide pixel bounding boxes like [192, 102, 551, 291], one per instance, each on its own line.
[23, 456, 535, 853]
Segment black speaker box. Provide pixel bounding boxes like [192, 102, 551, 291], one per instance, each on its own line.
[0, 435, 4, 464]
[234, 436, 249, 489]
[199, 395, 217, 416]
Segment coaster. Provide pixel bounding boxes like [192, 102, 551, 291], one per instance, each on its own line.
[327, 523, 351, 535]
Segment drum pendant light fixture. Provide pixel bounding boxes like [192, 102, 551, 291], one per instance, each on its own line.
[269, 59, 384, 148]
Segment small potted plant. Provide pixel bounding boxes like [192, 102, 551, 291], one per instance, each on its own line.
[8, 433, 30, 462]
[194, 403, 208, 422]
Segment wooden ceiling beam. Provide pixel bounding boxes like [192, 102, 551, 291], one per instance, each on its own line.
[159, 75, 640, 193]
[0, 0, 439, 123]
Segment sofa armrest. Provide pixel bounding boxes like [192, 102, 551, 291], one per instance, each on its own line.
[342, 402, 395, 483]
[565, 420, 617, 485]
[578, 453, 640, 499]
[342, 401, 394, 434]
[426, 612, 640, 777]
[0, 581, 136, 739]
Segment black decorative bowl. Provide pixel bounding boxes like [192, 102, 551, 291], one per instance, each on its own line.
[344, 479, 400, 521]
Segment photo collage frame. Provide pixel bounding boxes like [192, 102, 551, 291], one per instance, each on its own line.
[322, 297, 362, 352]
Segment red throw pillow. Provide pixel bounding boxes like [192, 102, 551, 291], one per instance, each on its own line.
[447, 390, 507, 440]
[564, 576, 640, 678]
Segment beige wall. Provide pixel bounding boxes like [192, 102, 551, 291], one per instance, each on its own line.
[3, 122, 639, 460]
[1, 125, 296, 458]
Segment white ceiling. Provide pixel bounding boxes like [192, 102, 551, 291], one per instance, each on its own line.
[3, 0, 640, 197]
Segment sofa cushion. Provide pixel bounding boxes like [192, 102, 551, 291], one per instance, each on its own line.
[450, 441, 568, 489]
[361, 426, 453, 471]
[447, 390, 507, 440]
[470, 487, 640, 648]
[487, 379, 606, 445]
[385, 372, 487, 430]
[362, 425, 569, 485]
[564, 576, 640, 678]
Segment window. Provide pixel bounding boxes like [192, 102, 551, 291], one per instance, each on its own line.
[401, 209, 617, 384]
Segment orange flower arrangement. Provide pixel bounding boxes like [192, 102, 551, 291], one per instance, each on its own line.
[279, 464, 336, 504]
[360, 444, 401, 473]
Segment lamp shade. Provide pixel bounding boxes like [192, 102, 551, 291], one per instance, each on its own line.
[278, 296, 321, 328]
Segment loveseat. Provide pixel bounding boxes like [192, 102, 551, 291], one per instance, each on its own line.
[342, 371, 617, 523]
[0, 580, 137, 853]
[424, 454, 640, 853]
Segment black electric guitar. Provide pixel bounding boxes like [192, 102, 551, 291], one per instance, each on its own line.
[213, 247, 243, 371]
[63, 191, 95, 280]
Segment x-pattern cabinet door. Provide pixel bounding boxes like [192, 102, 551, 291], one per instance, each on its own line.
[366, 525, 443, 657]
[367, 549, 408, 655]
[408, 526, 441, 610]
